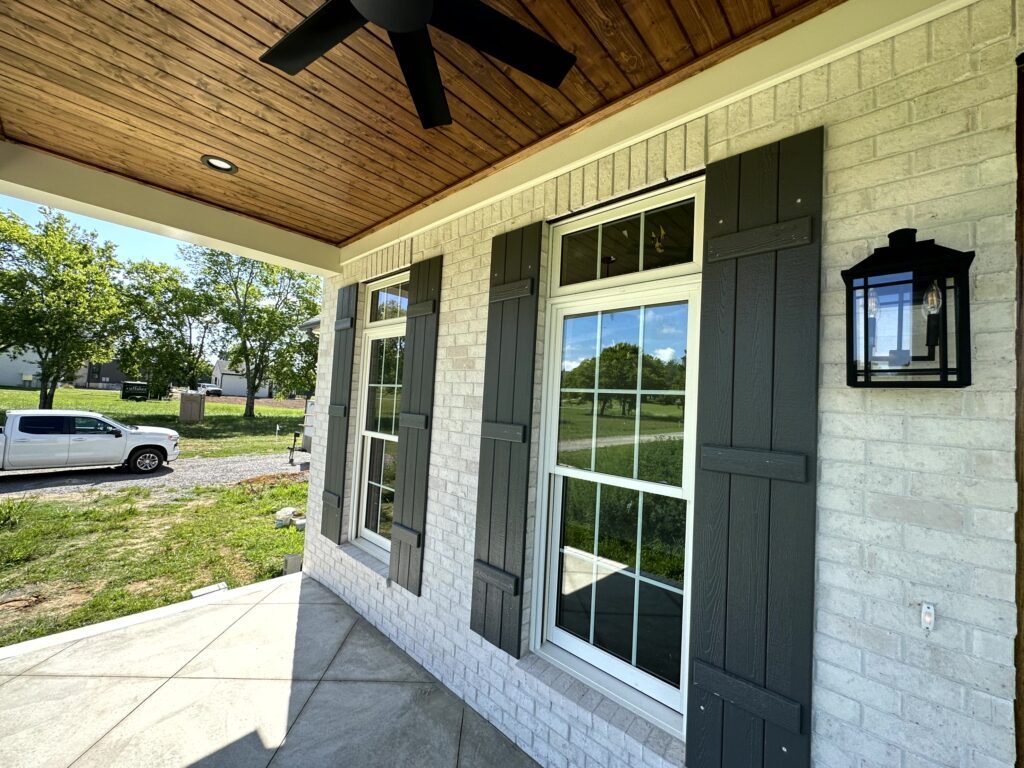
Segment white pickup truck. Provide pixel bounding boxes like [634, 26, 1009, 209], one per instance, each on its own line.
[0, 410, 180, 474]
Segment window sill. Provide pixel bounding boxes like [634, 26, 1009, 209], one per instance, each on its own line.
[338, 540, 389, 580]
[529, 641, 685, 742]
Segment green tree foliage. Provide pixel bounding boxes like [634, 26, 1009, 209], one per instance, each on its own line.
[0, 210, 123, 408]
[267, 326, 319, 398]
[562, 343, 686, 416]
[119, 260, 221, 395]
[186, 247, 320, 417]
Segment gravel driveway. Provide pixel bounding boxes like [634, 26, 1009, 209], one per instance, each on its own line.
[0, 453, 308, 496]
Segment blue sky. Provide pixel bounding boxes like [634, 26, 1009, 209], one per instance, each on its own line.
[561, 303, 688, 373]
[0, 193, 187, 267]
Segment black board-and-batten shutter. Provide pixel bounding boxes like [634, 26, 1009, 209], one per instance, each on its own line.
[686, 127, 823, 768]
[321, 283, 358, 543]
[389, 255, 443, 595]
[470, 222, 542, 658]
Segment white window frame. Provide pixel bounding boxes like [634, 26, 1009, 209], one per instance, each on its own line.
[349, 273, 409, 560]
[532, 177, 704, 736]
[548, 180, 705, 299]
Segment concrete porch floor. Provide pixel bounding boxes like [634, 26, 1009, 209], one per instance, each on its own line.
[0, 575, 537, 768]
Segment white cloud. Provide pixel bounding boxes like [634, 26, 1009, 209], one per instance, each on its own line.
[562, 358, 584, 371]
[653, 347, 676, 363]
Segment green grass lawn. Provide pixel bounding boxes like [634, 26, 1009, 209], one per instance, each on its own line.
[0, 475, 307, 647]
[0, 387, 305, 459]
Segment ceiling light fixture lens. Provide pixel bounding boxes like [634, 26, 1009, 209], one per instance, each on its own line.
[201, 154, 238, 174]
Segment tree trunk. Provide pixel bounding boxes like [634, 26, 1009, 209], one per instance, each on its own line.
[38, 376, 58, 409]
[244, 385, 256, 418]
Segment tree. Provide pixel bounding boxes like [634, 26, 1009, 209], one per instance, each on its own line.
[119, 260, 220, 394]
[268, 327, 319, 398]
[186, 247, 320, 417]
[0, 209, 124, 408]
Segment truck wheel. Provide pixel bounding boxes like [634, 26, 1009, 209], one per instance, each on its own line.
[128, 448, 163, 474]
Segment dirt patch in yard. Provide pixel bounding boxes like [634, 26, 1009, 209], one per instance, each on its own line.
[200, 394, 306, 409]
[0, 584, 91, 614]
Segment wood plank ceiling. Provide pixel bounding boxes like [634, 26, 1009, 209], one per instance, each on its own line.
[0, 0, 844, 246]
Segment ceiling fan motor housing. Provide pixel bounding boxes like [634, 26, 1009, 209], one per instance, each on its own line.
[351, 0, 433, 32]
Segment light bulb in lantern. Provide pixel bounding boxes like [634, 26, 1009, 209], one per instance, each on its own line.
[921, 280, 942, 317]
[867, 289, 879, 317]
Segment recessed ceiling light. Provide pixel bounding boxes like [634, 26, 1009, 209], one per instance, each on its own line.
[201, 154, 238, 174]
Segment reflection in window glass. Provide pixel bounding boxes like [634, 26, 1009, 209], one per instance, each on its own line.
[598, 308, 640, 390]
[558, 195, 696, 287]
[365, 337, 404, 435]
[369, 281, 410, 322]
[557, 391, 593, 470]
[561, 314, 598, 389]
[643, 200, 695, 272]
[554, 479, 686, 684]
[556, 303, 687, 484]
[363, 437, 397, 540]
[637, 395, 684, 485]
[600, 215, 640, 279]
[561, 228, 598, 287]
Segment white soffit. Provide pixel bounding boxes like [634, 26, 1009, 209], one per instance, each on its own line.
[338, 0, 974, 265]
[0, 142, 341, 276]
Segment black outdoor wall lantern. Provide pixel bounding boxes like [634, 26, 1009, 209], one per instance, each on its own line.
[841, 228, 974, 388]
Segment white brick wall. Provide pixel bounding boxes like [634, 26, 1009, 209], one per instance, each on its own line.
[305, 2, 1019, 766]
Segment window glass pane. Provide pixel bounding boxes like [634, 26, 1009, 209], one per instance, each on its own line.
[557, 391, 593, 470]
[598, 308, 640, 390]
[561, 477, 596, 553]
[370, 281, 409, 322]
[363, 437, 397, 540]
[639, 495, 686, 588]
[597, 485, 638, 569]
[637, 395, 684, 485]
[594, 395, 636, 478]
[561, 313, 598, 389]
[73, 417, 109, 434]
[643, 200, 695, 272]
[600, 214, 640, 279]
[561, 227, 598, 286]
[592, 564, 634, 663]
[641, 303, 687, 390]
[365, 337, 403, 436]
[20, 416, 64, 435]
[557, 552, 594, 641]
[635, 582, 683, 685]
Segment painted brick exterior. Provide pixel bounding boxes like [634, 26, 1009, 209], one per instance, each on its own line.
[304, 2, 1019, 766]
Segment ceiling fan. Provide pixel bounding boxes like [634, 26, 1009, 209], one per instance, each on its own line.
[260, 0, 577, 129]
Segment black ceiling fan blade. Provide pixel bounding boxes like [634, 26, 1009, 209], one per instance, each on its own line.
[389, 29, 452, 129]
[261, 0, 365, 75]
[430, 0, 576, 89]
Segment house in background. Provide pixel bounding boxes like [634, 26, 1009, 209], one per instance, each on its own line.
[211, 359, 270, 398]
[0, 1, 1019, 767]
[73, 360, 124, 390]
[0, 352, 41, 389]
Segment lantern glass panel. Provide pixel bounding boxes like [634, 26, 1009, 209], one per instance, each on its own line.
[851, 273, 961, 385]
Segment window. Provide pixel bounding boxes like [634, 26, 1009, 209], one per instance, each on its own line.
[354, 275, 409, 555]
[539, 180, 702, 725]
[555, 193, 697, 291]
[19, 416, 66, 435]
[73, 417, 116, 434]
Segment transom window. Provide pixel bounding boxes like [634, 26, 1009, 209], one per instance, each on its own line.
[540, 180, 702, 727]
[355, 274, 408, 554]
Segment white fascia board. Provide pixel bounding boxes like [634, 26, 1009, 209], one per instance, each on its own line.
[0, 142, 342, 276]
[338, 0, 973, 264]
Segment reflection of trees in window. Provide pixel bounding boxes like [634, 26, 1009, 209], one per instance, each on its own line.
[562, 343, 686, 417]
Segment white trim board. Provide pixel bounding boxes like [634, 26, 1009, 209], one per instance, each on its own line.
[337, 0, 974, 265]
[0, 142, 341, 276]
